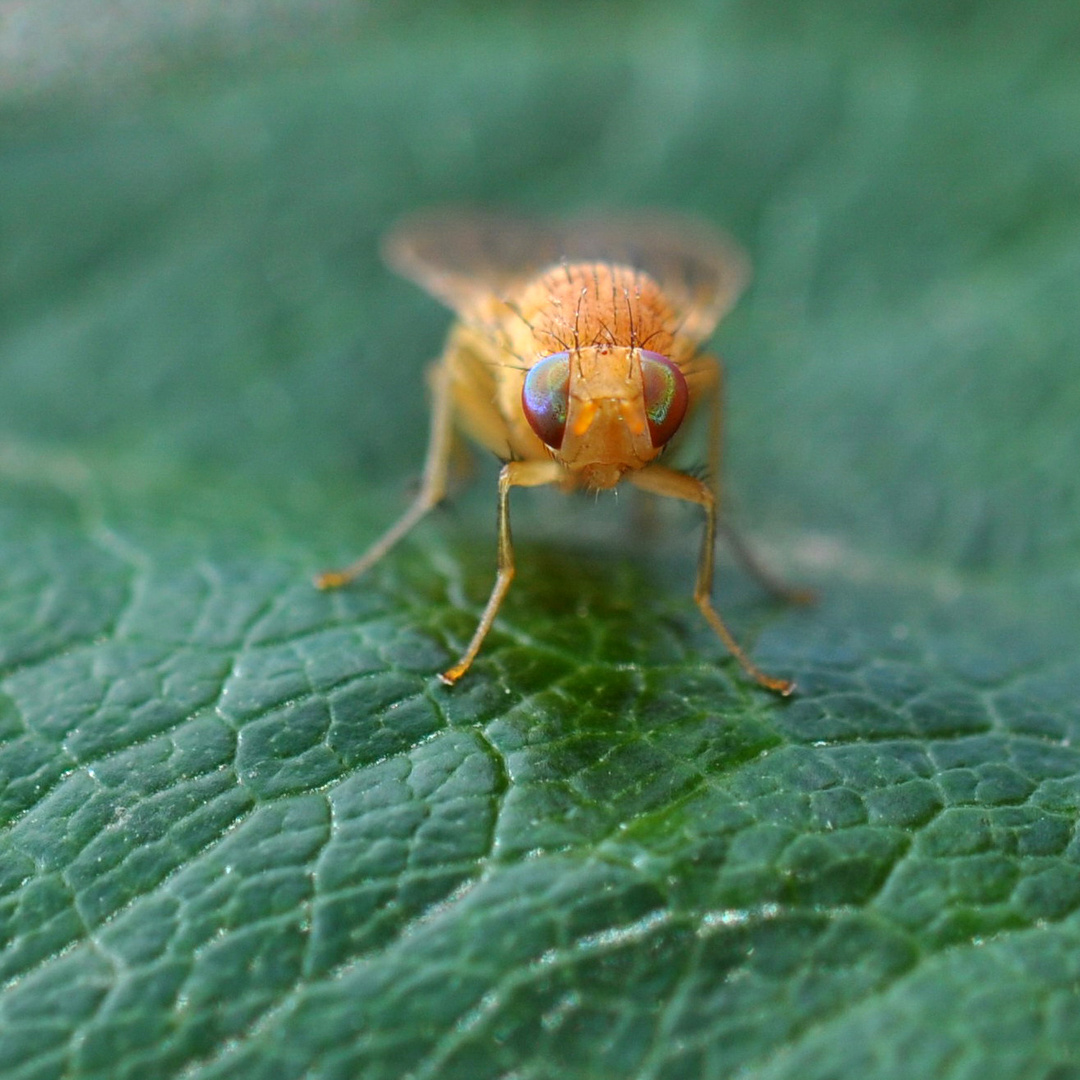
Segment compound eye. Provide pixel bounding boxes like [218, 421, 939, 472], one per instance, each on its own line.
[640, 350, 689, 447]
[522, 351, 571, 449]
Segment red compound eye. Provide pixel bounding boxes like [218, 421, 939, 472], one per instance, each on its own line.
[640, 350, 688, 447]
[522, 351, 571, 449]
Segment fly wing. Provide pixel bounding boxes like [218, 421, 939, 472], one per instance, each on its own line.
[382, 209, 750, 344]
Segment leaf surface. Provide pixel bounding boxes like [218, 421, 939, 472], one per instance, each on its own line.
[1, 3, 1079, 1078]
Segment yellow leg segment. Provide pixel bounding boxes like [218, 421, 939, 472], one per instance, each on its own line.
[440, 459, 564, 685]
[700, 353, 814, 606]
[629, 464, 794, 696]
[315, 360, 455, 589]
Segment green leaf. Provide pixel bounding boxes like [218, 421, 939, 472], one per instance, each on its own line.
[2, 3, 1080, 1078]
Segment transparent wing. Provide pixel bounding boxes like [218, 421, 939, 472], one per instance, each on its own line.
[382, 209, 750, 344]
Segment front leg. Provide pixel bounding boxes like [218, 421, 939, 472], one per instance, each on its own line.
[440, 458, 565, 685]
[629, 464, 794, 696]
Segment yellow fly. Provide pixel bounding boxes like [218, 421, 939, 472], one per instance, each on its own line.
[317, 210, 805, 694]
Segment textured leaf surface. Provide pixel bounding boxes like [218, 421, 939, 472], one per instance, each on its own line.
[2, 3, 1079, 1078]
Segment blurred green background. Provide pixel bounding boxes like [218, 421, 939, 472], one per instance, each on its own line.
[2, 2, 1079, 1078]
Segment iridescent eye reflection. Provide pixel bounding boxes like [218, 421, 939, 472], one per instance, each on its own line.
[639, 350, 688, 447]
[522, 351, 571, 449]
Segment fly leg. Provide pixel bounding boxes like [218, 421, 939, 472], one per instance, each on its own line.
[440, 458, 563, 685]
[697, 353, 814, 606]
[316, 359, 455, 589]
[629, 464, 795, 696]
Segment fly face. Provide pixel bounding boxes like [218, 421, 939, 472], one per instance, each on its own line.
[520, 341, 690, 487]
